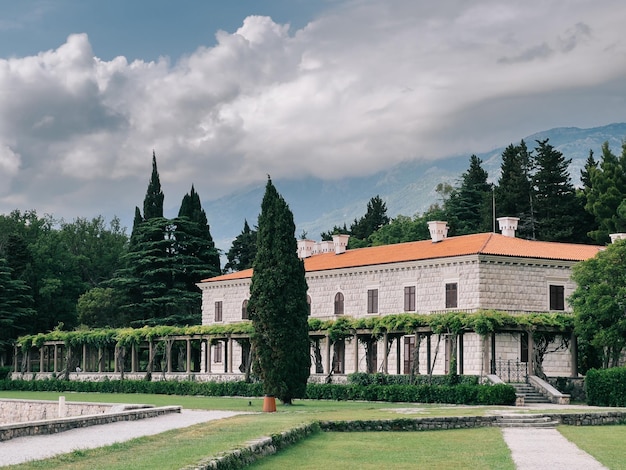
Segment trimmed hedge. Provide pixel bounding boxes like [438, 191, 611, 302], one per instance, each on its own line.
[586, 367, 626, 406]
[306, 383, 515, 405]
[0, 379, 516, 406]
[347, 372, 479, 387]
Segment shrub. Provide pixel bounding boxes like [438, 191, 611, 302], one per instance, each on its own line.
[586, 367, 626, 406]
[0, 366, 11, 380]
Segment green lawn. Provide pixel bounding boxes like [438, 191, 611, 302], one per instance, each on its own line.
[1, 391, 623, 469]
[249, 428, 515, 469]
[559, 425, 626, 469]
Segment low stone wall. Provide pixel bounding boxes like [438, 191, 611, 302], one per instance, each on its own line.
[548, 411, 626, 426]
[0, 398, 148, 424]
[319, 416, 498, 432]
[181, 423, 320, 470]
[0, 403, 181, 442]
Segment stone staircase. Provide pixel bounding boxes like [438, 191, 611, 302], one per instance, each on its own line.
[495, 414, 559, 428]
[510, 382, 552, 404]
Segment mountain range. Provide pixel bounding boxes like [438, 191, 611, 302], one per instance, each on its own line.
[203, 122, 626, 253]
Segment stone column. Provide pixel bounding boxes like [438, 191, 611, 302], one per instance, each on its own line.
[426, 334, 432, 375]
[131, 343, 137, 373]
[228, 336, 234, 374]
[53, 344, 59, 373]
[396, 336, 401, 375]
[40, 346, 45, 373]
[570, 332, 578, 378]
[186, 339, 192, 374]
[325, 335, 331, 375]
[481, 335, 490, 377]
[167, 341, 173, 374]
[26, 348, 31, 373]
[14, 345, 19, 373]
[98, 347, 103, 373]
[206, 338, 212, 373]
[114, 347, 119, 373]
[458, 333, 464, 375]
[528, 332, 534, 377]
[82, 344, 87, 372]
[382, 332, 389, 374]
[353, 333, 359, 373]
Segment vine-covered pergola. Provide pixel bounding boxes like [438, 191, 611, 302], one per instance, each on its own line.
[11, 310, 577, 381]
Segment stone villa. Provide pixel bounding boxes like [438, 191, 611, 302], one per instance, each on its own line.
[197, 218, 605, 382]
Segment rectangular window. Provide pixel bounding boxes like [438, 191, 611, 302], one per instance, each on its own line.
[445, 283, 458, 308]
[549, 285, 565, 311]
[214, 342, 223, 363]
[367, 289, 378, 314]
[214, 301, 223, 322]
[404, 286, 416, 312]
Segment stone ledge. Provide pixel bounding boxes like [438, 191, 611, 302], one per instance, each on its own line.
[0, 405, 181, 442]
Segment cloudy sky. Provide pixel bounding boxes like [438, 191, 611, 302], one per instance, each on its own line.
[1, 0, 625, 230]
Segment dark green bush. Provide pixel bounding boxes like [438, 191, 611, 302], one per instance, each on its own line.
[0, 377, 514, 405]
[306, 382, 514, 405]
[347, 373, 479, 387]
[0, 366, 12, 380]
[586, 368, 626, 406]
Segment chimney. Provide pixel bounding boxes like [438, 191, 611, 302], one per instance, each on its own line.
[297, 239, 315, 259]
[428, 221, 448, 243]
[609, 233, 626, 243]
[497, 217, 519, 238]
[332, 234, 350, 254]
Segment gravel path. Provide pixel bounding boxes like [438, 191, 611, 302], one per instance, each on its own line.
[501, 427, 608, 470]
[0, 409, 242, 467]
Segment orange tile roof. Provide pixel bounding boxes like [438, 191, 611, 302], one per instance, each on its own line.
[201, 233, 603, 283]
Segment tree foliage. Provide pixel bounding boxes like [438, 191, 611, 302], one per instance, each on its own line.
[224, 220, 257, 273]
[570, 239, 626, 368]
[248, 178, 310, 404]
[585, 141, 626, 243]
[445, 155, 492, 235]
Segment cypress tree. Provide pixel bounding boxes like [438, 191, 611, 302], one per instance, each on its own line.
[248, 177, 310, 404]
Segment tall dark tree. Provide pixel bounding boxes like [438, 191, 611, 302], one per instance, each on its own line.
[532, 139, 586, 242]
[445, 155, 492, 235]
[585, 142, 626, 243]
[224, 220, 257, 273]
[0, 257, 35, 364]
[111, 154, 173, 326]
[171, 185, 221, 320]
[349, 195, 390, 246]
[143, 151, 164, 220]
[495, 141, 535, 239]
[248, 178, 310, 405]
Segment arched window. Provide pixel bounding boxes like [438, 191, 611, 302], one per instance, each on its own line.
[334, 292, 344, 315]
[242, 300, 249, 320]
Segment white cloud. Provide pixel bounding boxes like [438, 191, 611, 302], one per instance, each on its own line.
[0, 0, 625, 226]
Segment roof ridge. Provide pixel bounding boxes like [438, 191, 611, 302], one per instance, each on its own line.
[478, 232, 495, 253]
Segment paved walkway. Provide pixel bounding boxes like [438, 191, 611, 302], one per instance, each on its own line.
[0, 409, 241, 467]
[501, 427, 607, 470]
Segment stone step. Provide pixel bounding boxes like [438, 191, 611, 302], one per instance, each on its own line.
[495, 415, 559, 428]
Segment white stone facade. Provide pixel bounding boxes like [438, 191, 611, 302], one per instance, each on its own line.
[199, 250, 580, 379]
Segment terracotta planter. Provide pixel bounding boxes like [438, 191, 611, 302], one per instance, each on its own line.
[263, 396, 277, 413]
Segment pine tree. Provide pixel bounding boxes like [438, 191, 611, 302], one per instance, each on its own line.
[143, 151, 164, 220]
[0, 257, 35, 361]
[445, 155, 492, 235]
[248, 178, 310, 404]
[224, 220, 257, 273]
[350, 195, 390, 244]
[495, 141, 535, 238]
[585, 142, 626, 243]
[170, 185, 221, 322]
[532, 139, 585, 242]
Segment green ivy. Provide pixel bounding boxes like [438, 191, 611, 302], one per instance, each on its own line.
[15, 310, 574, 351]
